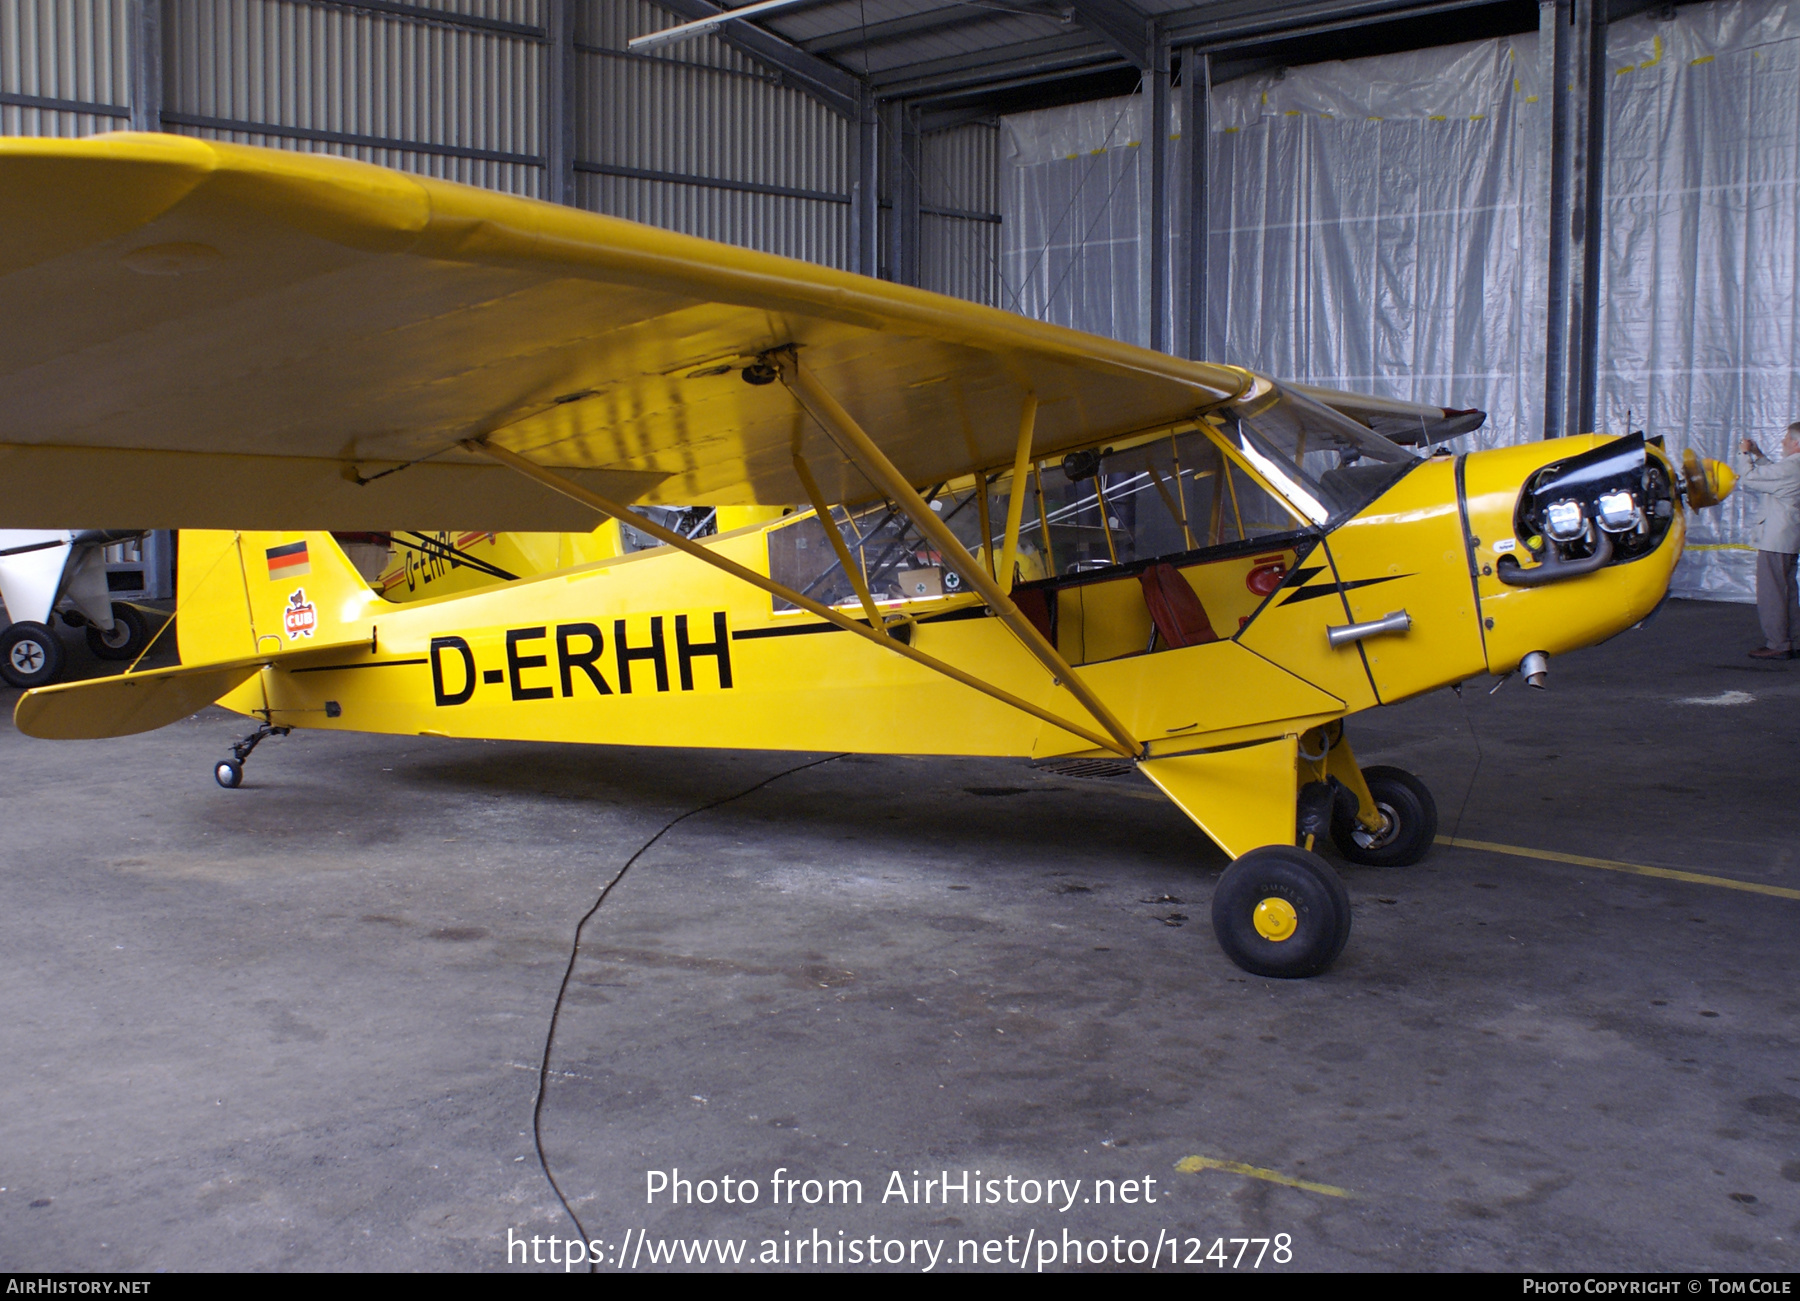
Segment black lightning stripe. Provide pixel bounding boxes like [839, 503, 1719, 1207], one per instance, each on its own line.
[1278, 572, 1411, 606]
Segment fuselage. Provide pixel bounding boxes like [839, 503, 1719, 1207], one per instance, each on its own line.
[189, 434, 1684, 764]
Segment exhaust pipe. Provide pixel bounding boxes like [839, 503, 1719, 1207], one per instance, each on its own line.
[1496, 529, 1614, 587]
[1520, 650, 1549, 688]
[1326, 609, 1412, 649]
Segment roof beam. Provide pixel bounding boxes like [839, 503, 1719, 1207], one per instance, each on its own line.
[915, 104, 998, 133]
[646, 0, 861, 117]
[803, 4, 995, 55]
[801, 2, 1066, 56]
[1062, 0, 1152, 69]
[868, 30, 1113, 94]
[1164, 0, 1494, 48]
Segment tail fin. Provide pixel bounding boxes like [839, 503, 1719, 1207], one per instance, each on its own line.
[178, 530, 376, 665]
[17, 531, 374, 739]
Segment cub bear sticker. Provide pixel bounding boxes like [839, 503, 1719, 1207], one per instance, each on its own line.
[284, 589, 317, 639]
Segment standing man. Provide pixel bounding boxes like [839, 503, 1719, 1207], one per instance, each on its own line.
[1739, 422, 1800, 660]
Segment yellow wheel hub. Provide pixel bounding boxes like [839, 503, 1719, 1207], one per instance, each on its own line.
[1253, 897, 1298, 942]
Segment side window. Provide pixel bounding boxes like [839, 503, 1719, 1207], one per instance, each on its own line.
[767, 492, 981, 612]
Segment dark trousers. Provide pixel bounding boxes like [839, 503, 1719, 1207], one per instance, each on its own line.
[1756, 550, 1800, 651]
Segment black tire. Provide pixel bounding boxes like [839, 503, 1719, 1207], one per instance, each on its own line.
[1330, 765, 1438, 867]
[0, 621, 65, 688]
[214, 759, 244, 789]
[1211, 845, 1352, 979]
[85, 603, 150, 661]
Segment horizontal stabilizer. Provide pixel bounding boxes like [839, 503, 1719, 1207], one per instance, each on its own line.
[13, 638, 365, 740]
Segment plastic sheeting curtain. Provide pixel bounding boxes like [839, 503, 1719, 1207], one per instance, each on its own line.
[1000, 89, 1164, 348]
[1600, 0, 1800, 601]
[1001, 0, 1800, 602]
[1205, 39, 1546, 452]
[1000, 36, 1546, 449]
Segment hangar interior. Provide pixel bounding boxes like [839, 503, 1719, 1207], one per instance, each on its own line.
[3, 0, 1800, 1274]
[6, 0, 1796, 592]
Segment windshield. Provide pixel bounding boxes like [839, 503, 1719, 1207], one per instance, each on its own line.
[1217, 384, 1419, 524]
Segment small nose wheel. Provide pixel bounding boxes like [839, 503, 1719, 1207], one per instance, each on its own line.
[215, 758, 244, 789]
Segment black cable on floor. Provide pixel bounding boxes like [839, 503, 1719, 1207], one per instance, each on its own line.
[530, 752, 843, 1260]
[1451, 687, 1484, 841]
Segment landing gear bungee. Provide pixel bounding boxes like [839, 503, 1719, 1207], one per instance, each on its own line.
[215, 722, 290, 788]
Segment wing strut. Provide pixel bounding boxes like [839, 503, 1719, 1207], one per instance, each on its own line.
[997, 393, 1038, 595]
[791, 446, 885, 632]
[465, 438, 1136, 758]
[775, 350, 1143, 760]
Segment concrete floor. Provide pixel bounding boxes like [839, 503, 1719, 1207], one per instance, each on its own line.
[2, 597, 1799, 1272]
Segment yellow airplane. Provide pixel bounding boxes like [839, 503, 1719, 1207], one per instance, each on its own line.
[1, 134, 1706, 978]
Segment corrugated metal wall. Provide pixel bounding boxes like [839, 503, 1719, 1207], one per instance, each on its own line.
[1, 0, 1004, 297]
[917, 120, 999, 305]
[0, 0, 871, 269]
[164, 0, 547, 195]
[574, 0, 851, 267]
[0, 0, 132, 135]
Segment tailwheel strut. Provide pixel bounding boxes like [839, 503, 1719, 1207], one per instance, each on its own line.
[214, 723, 290, 789]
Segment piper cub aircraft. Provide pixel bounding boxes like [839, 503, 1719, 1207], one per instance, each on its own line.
[1, 135, 1701, 978]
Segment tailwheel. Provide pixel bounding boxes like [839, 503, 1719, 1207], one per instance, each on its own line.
[212, 723, 290, 789]
[1211, 845, 1351, 979]
[1330, 765, 1437, 867]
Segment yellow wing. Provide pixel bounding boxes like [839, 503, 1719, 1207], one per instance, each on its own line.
[0, 133, 1249, 531]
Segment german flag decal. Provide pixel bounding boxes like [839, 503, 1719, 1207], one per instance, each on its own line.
[266, 540, 311, 580]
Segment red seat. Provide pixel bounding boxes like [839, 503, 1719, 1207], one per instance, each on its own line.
[1011, 587, 1056, 647]
[1139, 563, 1218, 649]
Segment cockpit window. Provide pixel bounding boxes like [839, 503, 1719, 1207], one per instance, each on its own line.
[1219, 384, 1418, 524]
[762, 383, 1419, 613]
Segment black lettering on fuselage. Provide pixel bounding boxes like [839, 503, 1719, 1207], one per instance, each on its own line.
[614, 616, 669, 694]
[431, 635, 476, 706]
[675, 612, 733, 691]
[506, 627, 554, 701]
[557, 622, 612, 696]
[438, 613, 731, 707]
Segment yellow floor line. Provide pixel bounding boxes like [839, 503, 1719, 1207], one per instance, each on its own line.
[1175, 1155, 1353, 1198]
[1437, 835, 1800, 901]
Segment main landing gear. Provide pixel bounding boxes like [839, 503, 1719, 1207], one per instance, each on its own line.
[1330, 765, 1438, 867]
[1208, 731, 1438, 978]
[1212, 845, 1352, 979]
[215, 723, 290, 789]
